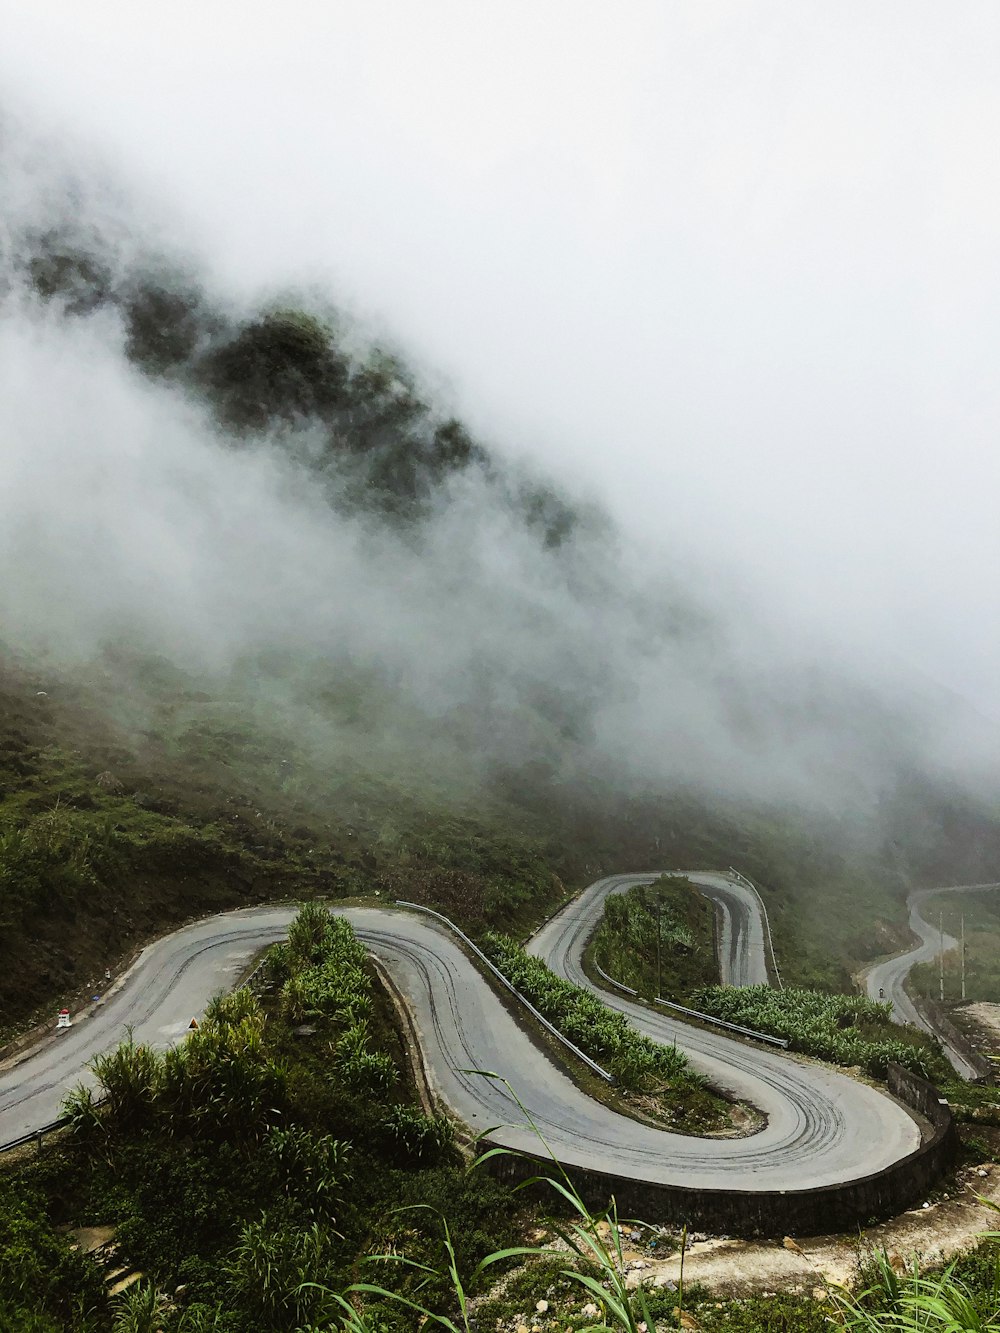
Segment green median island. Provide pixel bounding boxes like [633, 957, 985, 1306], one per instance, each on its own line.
[480, 931, 742, 1133]
[589, 877, 947, 1082]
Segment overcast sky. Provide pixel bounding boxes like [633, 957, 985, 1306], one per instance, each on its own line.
[3, 2, 1000, 714]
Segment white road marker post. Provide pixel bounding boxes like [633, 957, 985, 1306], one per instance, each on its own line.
[56, 1008, 71, 1030]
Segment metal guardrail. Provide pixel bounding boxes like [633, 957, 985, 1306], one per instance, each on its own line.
[0, 1116, 71, 1155]
[394, 900, 615, 1083]
[591, 958, 790, 1049]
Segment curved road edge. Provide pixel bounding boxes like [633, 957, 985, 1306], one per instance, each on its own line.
[0, 886, 943, 1234]
[864, 883, 1000, 1081]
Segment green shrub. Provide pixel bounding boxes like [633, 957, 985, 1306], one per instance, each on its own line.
[90, 1034, 161, 1130]
[0, 806, 120, 927]
[200, 311, 349, 430]
[0, 1177, 105, 1326]
[336, 1021, 398, 1095]
[689, 984, 943, 1080]
[226, 1215, 341, 1331]
[481, 933, 690, 1090]
[158, 1011, 287, 1142]
[110, 1279, 169, 1333]
[203, 986, 261, 1028]
[265, 1125, 353, 1221]
[380, 1106, 455, 1164]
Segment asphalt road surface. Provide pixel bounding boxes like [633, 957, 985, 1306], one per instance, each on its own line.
[534, 872, 768, 990]
[1, 889, 920, 1191]
[864, 882, 1000, 1080]
[688, 872, 769, 986]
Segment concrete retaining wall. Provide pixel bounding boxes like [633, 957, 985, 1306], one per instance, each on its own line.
[489, 1063, 958, 1237]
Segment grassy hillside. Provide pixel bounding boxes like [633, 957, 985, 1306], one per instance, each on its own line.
[6, 642, 1000, 1042]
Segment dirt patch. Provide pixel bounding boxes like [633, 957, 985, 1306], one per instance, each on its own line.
[67, 1225, 116, 1255]
[622, 1160, 1000, 1296]
[956, 1002, 1000, 1051]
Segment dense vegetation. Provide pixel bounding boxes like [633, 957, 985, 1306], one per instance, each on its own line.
[0, 662, 586, 1040]
[23, 227, 561, 532]
[0, 653, 943, 1044]
[689, 983, 947, 1080]
[0, 905, 519, 1331]
[589, 879, 950, 1082]
[477, 933, 732, 1131]
[481, 932, 692, 1090]
[589, 877, 718, 1001]
[4, 1065, 1000, 1333]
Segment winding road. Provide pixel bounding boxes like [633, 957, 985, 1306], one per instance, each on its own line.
[684, 871, 770, 987]
[864, 882, 1000, 1080]
[1, 874, 922, 1194]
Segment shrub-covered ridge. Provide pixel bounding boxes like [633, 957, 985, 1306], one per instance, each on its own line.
[481, 932, 692, 1089]
[689, 983, 946, 1080]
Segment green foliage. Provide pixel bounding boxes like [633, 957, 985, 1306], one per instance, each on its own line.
[0, 1305, 70, 1333]
[689, 983, 946, 1080]
[158, 1008, 288, 1142]
[172, 1303, 234, 1332]
[336, 1021, 398, 1095]
[67, 995, 288, 1143]
[602, 884, 694, 952]
[110, 1279, 169, 1333]
[90, 1034, 161, 1130]
[833, 1239, 1000, 1329]
[200, 310, 349, 430]
[203, 986, 261, 1028]
[280, 905, 373, 1028]
[0, 804, 120, 927]
[265, 1125, 353, 1220]
[62, 1083, 105, 1139]
[226, 1215, 341, 1330]
[101, 1138, 271, 1290]
[122, 282, 204, 374]
[911, 888, 1000, 1006]
[690, 1290, 833, 1331]
[287, 899, 348, 970]
[0, 1175, 105, 1328]
[591, 877, 716, 1001]
[482, 933, 691, 1090]
[379, 1105, 454, 1164]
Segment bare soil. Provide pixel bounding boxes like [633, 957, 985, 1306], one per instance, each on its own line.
[955, 1001, 1000, 1050]
[621, 1159, 1000, 1296]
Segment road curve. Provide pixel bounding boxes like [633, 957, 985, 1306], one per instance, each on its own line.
[548, 870, 768, 989]
[687, 872, 769, 987]
[864, 882, 1000, 1080]
[1, 889, 921, 1191]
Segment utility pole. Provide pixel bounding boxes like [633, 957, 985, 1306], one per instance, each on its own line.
[656, 894, 662, 1000]
[939, 911, 945, 1003]
[961, 913, 967, 1002]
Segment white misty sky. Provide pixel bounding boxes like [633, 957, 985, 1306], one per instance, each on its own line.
[3, 2, 1000, 713]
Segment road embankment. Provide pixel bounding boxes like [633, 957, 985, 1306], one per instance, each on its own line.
[491, 1062, 958, 1236]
